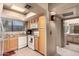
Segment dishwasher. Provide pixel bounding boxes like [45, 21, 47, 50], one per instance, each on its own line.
[18, 36, 27, 49]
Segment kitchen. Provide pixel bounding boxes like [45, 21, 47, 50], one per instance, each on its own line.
[0, 3, 47, 56]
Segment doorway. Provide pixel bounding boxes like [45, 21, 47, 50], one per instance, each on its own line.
[54, 15, 79, 56]
[63, 18, 79, 53]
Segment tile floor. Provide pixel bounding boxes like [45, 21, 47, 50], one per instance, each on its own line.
[12, 43, 79, 56]
[65, 43, 79, 52]
[12, 47, 42, 56]
[57, 43, 79, 56]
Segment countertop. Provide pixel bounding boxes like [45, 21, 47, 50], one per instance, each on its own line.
[65, 33, 79, 35]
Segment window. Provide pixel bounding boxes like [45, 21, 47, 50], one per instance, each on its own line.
[13, 20, 25, 31]
[2, 17, 25, 32]
[2, 18, 12, 32]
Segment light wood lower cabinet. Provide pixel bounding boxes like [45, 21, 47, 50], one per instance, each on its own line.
[9, 37, 18, 51]
[4, 38, 10, 53]
[38, 28, 45, 55]
[4, 37, 18, 53]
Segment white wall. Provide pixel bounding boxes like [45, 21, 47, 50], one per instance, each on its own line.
[0, 3, 3, 55]
[47, 21, 57, 56]
[0, 4, 3, 17]
[55, 17, 64, 47]
[37, 3, 48, 10]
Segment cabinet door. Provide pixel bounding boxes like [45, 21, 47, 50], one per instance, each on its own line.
[4, 39, 10, 53]
[9, 37, 18, 51]
[38, 16, 46, 55]
[35, 38, 39, 51]
[38, 16, 46, 28]
[39, 28, 46, 55]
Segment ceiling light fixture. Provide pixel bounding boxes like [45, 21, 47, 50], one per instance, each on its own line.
[25, 12, 36, 19]
[11, 5, 26, 13]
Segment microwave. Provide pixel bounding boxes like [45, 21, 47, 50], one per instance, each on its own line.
[27, 30, 32, 35]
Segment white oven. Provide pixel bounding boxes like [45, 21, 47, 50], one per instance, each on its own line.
[28, 35, 35, 50]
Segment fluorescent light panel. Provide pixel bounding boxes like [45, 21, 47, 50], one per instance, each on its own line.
[11, 5, 26, 12]
[25, 12, 36, 18]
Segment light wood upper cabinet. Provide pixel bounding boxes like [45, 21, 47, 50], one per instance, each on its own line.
[38, 16, 46, 28]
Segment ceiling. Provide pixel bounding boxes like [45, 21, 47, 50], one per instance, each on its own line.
[3, 3, 46, 16]
[3, 3, 29, 15]
[48, 3, 79, 12]
[3, 3, 46, 21]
